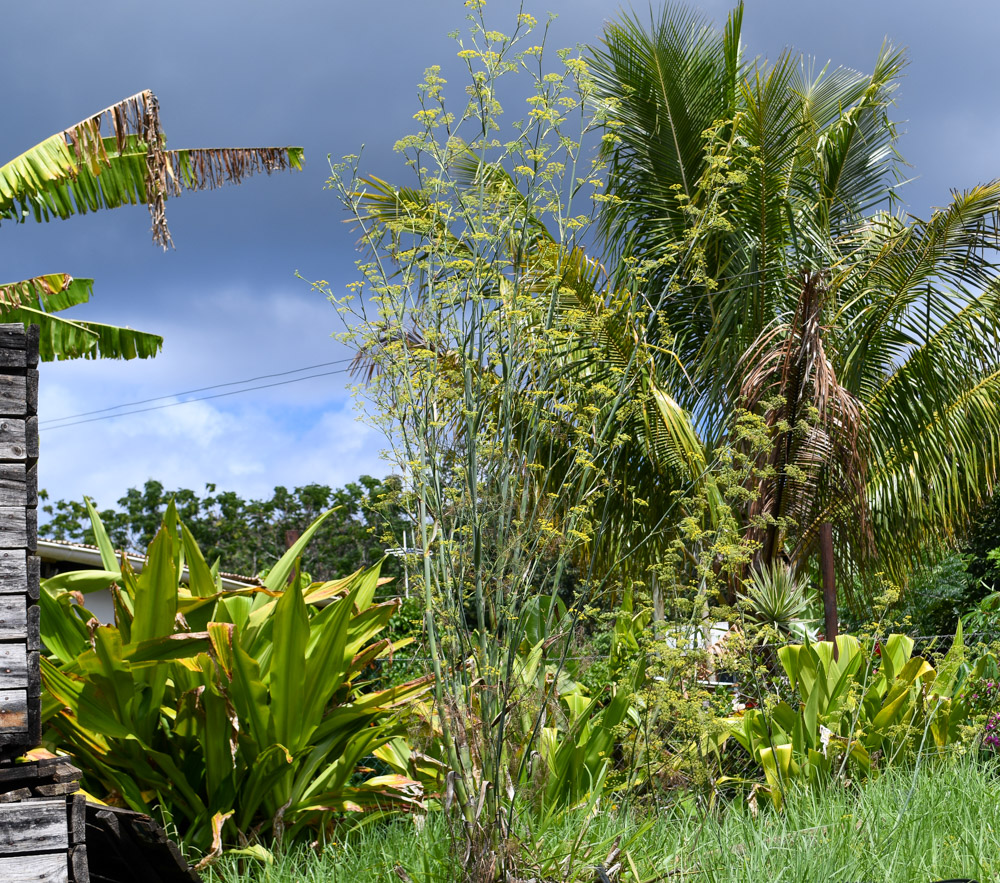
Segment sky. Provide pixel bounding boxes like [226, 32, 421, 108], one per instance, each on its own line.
[2, 0, 999, 512]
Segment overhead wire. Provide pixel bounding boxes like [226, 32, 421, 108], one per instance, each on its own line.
[41, 366, 352, 433]
[40, 357, 354, 427]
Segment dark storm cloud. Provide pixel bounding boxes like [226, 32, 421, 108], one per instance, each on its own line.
[2, 0, 998, 502]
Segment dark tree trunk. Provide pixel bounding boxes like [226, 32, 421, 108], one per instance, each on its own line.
[819, 521, 838, 656]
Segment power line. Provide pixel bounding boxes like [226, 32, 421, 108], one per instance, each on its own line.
[40, 368, 351, 432]
[41, 357, 354, 427]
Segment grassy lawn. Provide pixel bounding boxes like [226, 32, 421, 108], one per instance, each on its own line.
[205, 755, 1000, 883]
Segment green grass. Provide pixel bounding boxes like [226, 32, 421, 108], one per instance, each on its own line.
[205, 755, 1000, 882]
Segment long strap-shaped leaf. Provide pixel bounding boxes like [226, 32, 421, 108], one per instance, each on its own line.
[0, 275, 163, 360]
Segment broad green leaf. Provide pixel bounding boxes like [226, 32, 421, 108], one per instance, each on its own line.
[270, 572, 310, 751]
[131, 526, 178, 644]
[261, 508, 337, 595]
[229, 634, 271, 747]
[124, 632, 212, 664]
[181, 522, 219, 598]
[930, 620, 964, 698]
[38, 586, 92, 665]
[43, 569, 120, 594]
[85, 498, 121, 574]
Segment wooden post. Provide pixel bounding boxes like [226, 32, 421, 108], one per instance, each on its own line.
[0, 324, 40, 760]
[819, 522, 838, 656]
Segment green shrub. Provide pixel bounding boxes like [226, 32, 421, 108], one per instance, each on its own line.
[40, 502, 431, 858]
[726, 628, 992, 805]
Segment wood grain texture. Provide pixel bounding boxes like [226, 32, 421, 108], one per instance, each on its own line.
[0, 597, 26, 641]
[0, 646, 27, 689]
[71, 844, 89, 883]
[26, 324, 39, 369]
[0, 852, 69, 882]
[28, 555, 39, 600]
[0, 376, 27, 418]
[27, 604, 39, 651]
[26, 463, 36, 507]
[0, 550, 26, 594]
[0, 509, 27, 549]
[0, 798, 69, 853]
[0, 690, 27, 733]
[27, 651, 40, 697]
[26, 416, 38, 460]
[0, 464, 29, 508]
[0, 326, 28, 372]
[70, 795, 87, 845]
[0, 420, 27, 461]
[26, 370, 38, 416]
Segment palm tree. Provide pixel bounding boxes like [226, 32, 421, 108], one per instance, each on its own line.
[589, 2, 1000, 632]
[0, 89, 302, 360]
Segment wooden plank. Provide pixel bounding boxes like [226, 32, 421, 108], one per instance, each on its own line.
[0, 326, 27, 372]
[0, 420, 26, 460]
[0, 798, 68, 853]
[28, 555, 39, 600]
[0, 852, 68, 881]
[0, 645, 27, 689]
[28, 650, 40, 698]
[0, 325, 27, 351]
[36, 783, 79, 797]
[27, 416, 38, 459]
[0, 550, 26, 594]
[0, 376, 27, 417]
[0, 596, 25, 641]
[0, 690, 27, 733]
[71, 844, 89, 883]
[26, 463, 37, 507]
[26, 369, 38, 416]
[0, 508, 27, 549]
[28, 604, 39, 651]
[0, 464, 28, 508]
[70, 795, 87, 845]
[27, 324, 40, 369]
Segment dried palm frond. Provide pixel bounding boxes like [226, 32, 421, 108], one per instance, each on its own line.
[739, 271, 873, 578]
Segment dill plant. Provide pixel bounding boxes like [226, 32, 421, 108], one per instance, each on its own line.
[319, 6, 672, 877]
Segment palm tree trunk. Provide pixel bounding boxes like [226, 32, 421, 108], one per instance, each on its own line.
[819, 522, 838, 654]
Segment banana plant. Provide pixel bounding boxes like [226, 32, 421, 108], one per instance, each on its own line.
[1, 89, 302, 360]
[40, 502, 431, 854]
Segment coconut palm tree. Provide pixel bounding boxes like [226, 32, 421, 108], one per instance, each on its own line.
[589, 2, 1000, 632]
[0, 89, 302, 360]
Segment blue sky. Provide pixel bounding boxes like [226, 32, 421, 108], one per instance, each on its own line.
[2, 0, 998, 509]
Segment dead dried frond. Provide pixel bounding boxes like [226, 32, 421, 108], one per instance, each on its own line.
[739, 271, 873, 578]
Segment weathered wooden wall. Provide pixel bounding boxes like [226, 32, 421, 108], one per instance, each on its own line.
[0, 324, 40, 760]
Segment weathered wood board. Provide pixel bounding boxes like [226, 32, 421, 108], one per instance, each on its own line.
[0, 325, 40, 757]
[0, 794, 87, 882]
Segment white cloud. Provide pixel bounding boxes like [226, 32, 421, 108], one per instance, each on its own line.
[36, 284, 391, 507]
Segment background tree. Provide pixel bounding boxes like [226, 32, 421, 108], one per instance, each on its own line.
[40, 476, 408, 585]
[590, 3, 1000, 631]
